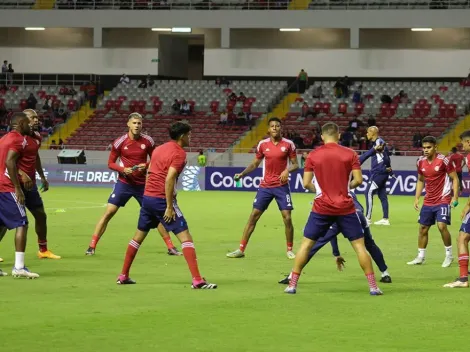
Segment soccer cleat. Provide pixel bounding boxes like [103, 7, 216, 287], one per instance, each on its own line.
[443, 278, 469, 288]
[116, 275, 136, 285]
[370, 288, 383, 296]
[0, 269, 7, 276]
[38, 250, 61, 259]
[168, 247, 182, 256]
[0, 257, 3, 262]
[442, 256, 454, 268]
[287, 251, 296, 259]
[284, 286, 297, 294]
[191, 279, 217, 289]
[380, 275, 392, 283]
[278, 275, 290, 285]
[12, 267, 39, 279]
[226, 249, 245, 258]
[374, 219, 390, 226]
[407, 257, 425, 265]
[85, 247, 95, 256]
[366, 218, 372, 226]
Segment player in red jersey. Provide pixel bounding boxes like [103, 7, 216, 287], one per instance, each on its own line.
[116, 121, 217, 288]
[227, 117, 299, 259]
[0, 113, 39, 278]
[285, 122, 382, 295]
[407, 136, 459, 267]
[448, 147, 465, 194]
[86, 113, 180, 256]
[444, 130, 470, 287]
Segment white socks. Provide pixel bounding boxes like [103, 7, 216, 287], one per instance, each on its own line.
[381, 270, 390, 278]
[445, 246, 453, 257]
[15, 252, 25, 269]
[418, 248, 426, 259]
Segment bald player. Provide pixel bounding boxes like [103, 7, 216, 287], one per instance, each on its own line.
[362, 126, 392, 226]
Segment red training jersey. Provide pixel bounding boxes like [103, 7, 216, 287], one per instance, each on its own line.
[417, 154, 455, 206]
[305, 143, 360, 215]
[449, 153, 464, 173]
[144, 141, 186, 199]
[108, 133, 155, 186]
[17, 131, 42, 184]
[0, 131, 27, 192]
[255, 137, 296, 188]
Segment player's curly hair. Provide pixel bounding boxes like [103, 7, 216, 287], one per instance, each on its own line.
[169, 121, 191, 140]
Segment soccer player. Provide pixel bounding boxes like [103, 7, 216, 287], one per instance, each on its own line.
[116, 121, 217, 289]
[448, 147, 464, 194]
[227, 117, 299, 259]
[0, 113, 39, 278]
[444, 131, 470, 288]
[407, 136, 459, 267]
[284, 122, 382, 295]
[362, 126, 392, 226]
[86, 113, 180, 256]
[18, 109, 59, 259]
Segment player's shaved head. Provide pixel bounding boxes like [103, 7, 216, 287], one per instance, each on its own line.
[321, 122, 339, 136]
[10, 112, 28, 127]
[23, 109, 38, 118]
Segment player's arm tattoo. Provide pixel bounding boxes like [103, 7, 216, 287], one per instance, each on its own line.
[240, 158, 262, 177]
[302, 171, 316, 193]
[288, 157, 299, 173]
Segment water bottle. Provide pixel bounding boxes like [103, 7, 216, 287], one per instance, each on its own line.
[235, 177, 242, 188]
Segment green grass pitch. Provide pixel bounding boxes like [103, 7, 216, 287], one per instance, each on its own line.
[0, 188, 468, 351]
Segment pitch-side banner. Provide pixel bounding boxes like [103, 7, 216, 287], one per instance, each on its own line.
[205, 167, 470, 196]
[37, 164, 205, 191]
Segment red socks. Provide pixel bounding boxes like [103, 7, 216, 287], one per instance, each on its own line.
[162, 235, 175, 250]
[366, 273, 378, 290]
[120, 240, 141, 277]
[38, 241, 48, 253]
[287, 242, 293, 252]
[289, 272, 300, 288]
[182, 241, 202, 282]
[89, 234, 100, 249]
[239, 240, 248, 252]
[459, 254, 469, 280]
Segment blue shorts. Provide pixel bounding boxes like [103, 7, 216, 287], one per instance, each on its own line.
[460, 211, 470, 234]
[303, 211, 364, 242]
[0, 192, 28, 230]
[23, 184, 44, 211]
[419, 204, 451, 226]
[108, 181, 144, 207]
[137, 196, 188, 235]
[253, 184, 293, 211]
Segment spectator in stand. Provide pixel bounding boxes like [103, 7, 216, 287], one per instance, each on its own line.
[7, 63, 14, 84]
[292, 132, 304, 149]
[348, 117, 362, 132]
[172, 99, 180, 114]
[219, 110, 228, 124]
[56, 103, 68, 121]
[395, 90, 409, 104]
[50, 140, 59, 150]
[180, 100, 191, 116]
[301, 102, 309, 118]
[367, 116, 376, 127]
[412, 130, 423, 148]
[42, 97, 52, 112]
[236, 111, 246, 125]
[146, 75, 154, 87]
[334, 78, 343, 98]
[340, 129, 354, 147]
[228, 92, 238, 103]
[297, 69, 308, 94]
[312, 85, 323, 99]
[303, 133, 313, 149]
[88, 81, 97, 108]
[352, 85, 363, 103]
[341, 76, 352, 97]
[120, 74, 130, 85]
[138, 79, 147, 89]
[238, 92, 246, 102]
[58, 139, 65, 149]
[26, 93, 37, 110]
[1, 60, 7, 83]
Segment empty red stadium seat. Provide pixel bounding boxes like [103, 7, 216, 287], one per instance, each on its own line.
[338, 103, 347, 114]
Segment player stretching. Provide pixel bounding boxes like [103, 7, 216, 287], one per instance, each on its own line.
[362, 126, 392, 226]
[448, 147, 464, 194]
[227, 117, 299, 259]
[444, 131, 470, 287]
[86, 113, 180, 256]
[0, 113, 39, 278]
[407, 136, 459, 267]
[285, 122, 382, 295]
[116, 122, 216, 289]
[19, 109, 59, 259]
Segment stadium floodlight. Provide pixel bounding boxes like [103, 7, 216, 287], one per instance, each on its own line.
[279, 28, 301, 32]
[171, 27, 192, 33]
[411, 28, 433, 31]
[25, 27, 45, 31]
[151, 28, 172, 31]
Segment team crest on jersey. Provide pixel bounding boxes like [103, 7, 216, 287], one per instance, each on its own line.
[281, 146, 286, 152]
[434, 166, 439, 171]
[141, 144, 146, 149]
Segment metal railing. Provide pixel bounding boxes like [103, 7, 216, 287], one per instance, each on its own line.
[0, 0, 469, 10]
[0, 73, 98, 87]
